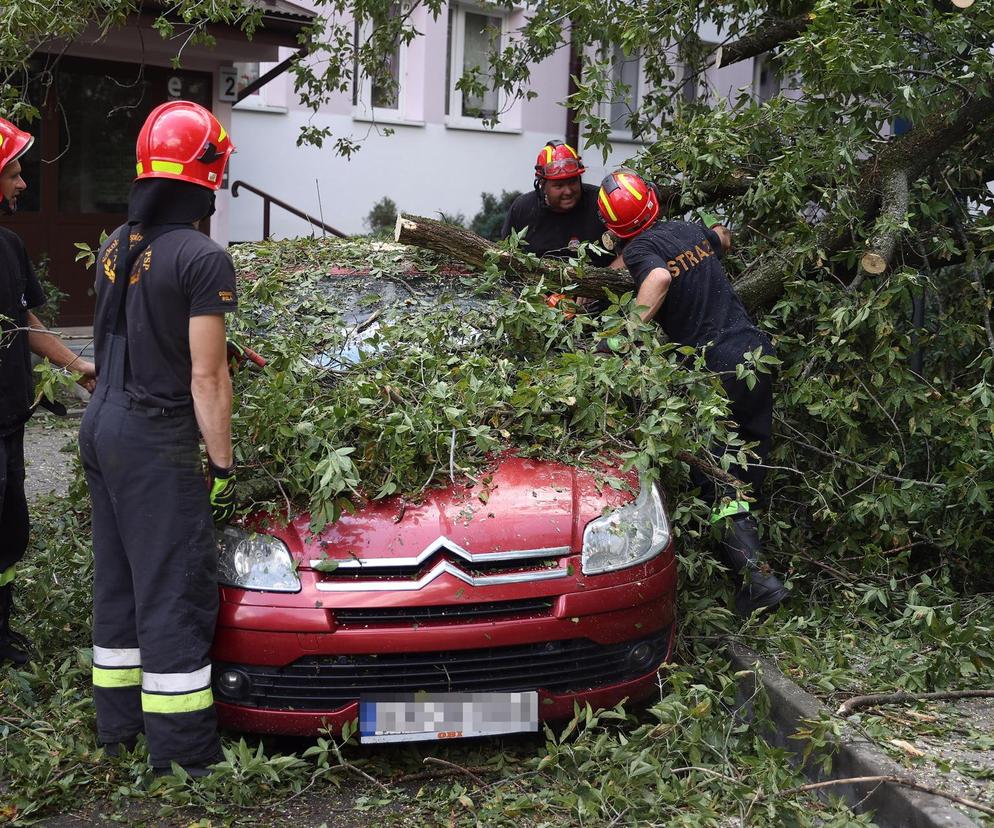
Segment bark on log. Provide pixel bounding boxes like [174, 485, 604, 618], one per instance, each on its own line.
[394, 213, 638, 301]
[851, 168, 910, 290]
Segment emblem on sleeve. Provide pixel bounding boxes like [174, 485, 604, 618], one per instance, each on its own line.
[218, 290, 235, 303]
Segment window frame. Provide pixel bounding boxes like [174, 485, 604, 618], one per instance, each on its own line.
[752, 52, 782, 103]
[445, 3, 517, 133]
[232, 58, 290, 114]
[352, 6, 414, 126]
[598, 43, 645, 143]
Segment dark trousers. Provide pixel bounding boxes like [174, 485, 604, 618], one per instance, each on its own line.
[0, 427, 30, 576]
[691, 366, 775, 508]
[79, 392, 221, 767]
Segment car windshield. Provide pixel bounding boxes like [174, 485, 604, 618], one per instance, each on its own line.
[315, 274, 490, 366]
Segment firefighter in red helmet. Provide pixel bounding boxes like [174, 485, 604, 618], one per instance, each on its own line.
[597, 168, 789, 617]
[79, 101, 237, 774]
[0, 117, 95, 665]
[502, 140, 620, 269]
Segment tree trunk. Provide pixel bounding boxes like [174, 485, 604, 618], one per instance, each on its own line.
[394, 213, 638, 300]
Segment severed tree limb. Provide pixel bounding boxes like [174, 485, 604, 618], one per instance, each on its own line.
[837, 689, 994, 718]
[850, 168, 910, 291]
[768, 775, 994, 817]
[394, 213, 637, 300]
[734, 87, 994, 312]
[399, 82, 994, 319]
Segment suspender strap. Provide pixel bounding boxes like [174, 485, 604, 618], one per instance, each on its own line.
[103, 223, 190, 395]
[109, 222, 189, 338]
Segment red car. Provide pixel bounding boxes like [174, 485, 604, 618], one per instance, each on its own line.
[211, 276, 677, 743]
[212, 458, 675, 741]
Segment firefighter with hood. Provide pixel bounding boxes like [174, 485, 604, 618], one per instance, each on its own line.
[596, 168, 789, 616]
[502, 140, 619, 268]
[0, 117, 96, 665]
[79, 101, 237, 774]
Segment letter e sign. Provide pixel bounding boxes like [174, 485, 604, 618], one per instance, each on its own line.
[218, 67, 239, 103]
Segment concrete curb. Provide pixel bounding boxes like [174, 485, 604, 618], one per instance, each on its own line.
[729, 643, 979, 828]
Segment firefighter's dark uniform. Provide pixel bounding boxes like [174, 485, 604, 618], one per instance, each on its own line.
[79, 220, 237, 768]
[0, 228, 44, 634]
[502, 185, 616, 266]
[623, 220, 775, 510]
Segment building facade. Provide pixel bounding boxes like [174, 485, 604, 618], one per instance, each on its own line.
[229, 3, 765, 241]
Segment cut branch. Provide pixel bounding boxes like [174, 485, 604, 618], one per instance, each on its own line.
[851, 168, 910, 291]
[836, 688, 994, 717]
[394, 213, 637, 300]
[768, 775, 994, 817]
[733, 87, 994, 312]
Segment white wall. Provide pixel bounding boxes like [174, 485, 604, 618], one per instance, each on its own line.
[228, 110, 579, 239]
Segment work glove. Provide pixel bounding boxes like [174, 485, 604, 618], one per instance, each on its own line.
[208, 460, 237, 525]
[592, 335, 627, 355]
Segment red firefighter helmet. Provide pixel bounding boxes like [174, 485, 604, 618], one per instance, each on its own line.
[535, 140, 585, 180]
[0, 117, 33, 169]
[597, 169, 659, 238]
[135, 101, 234, 191]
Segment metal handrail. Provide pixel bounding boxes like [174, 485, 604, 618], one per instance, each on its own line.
[231, 180, 347, 240]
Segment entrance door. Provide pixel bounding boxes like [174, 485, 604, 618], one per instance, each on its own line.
[6, 57, 211, 325]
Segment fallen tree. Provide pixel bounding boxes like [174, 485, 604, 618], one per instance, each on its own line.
[394, 213, 639, 302]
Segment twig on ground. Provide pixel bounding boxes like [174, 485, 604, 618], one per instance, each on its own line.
[392, 766, 493, 785]
[421, 757, 488, 786]
[331, 741, 391, 794]
[768, 774, 994, 817]
[339, 760, 391, 794]
[836, 689, 994, 717]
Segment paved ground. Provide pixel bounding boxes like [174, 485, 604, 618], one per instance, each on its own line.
[23, 419, 79, 502]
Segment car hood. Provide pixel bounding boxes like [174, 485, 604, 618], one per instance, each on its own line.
[279, 455, 639, 566]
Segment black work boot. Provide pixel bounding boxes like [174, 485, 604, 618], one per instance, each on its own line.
[720, 515, 790, 617]
[0, 583, 31, 666]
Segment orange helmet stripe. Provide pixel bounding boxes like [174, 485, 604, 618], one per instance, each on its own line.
[598, 188, 618, 222]
[617, 174, 644, 201]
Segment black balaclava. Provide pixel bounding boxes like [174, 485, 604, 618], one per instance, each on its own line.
[127, 178, 216, 227]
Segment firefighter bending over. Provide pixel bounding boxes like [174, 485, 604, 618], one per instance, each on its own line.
[597, 168, 789, 616]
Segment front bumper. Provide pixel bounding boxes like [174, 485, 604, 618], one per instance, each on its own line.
[215, 624, 675, 736]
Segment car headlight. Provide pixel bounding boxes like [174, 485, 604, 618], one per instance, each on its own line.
[581, 482, 671, 576]
[217, 527, 300, 592]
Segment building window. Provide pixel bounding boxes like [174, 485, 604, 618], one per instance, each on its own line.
[354, 4, 405, 119]
[232, 59, 289, 112]
[233, 62, 261, 97]
[753, 53, 781, 102]
[446, 5, 506, 125]
[597, 44, 642, 140]
[609, 45, 640, 134]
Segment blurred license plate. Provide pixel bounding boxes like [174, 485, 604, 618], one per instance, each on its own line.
[359, 692, 538, 743]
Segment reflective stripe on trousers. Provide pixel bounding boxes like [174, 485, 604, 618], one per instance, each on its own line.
[92, 645, 142, 688]
[141, 665, 214, 714]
